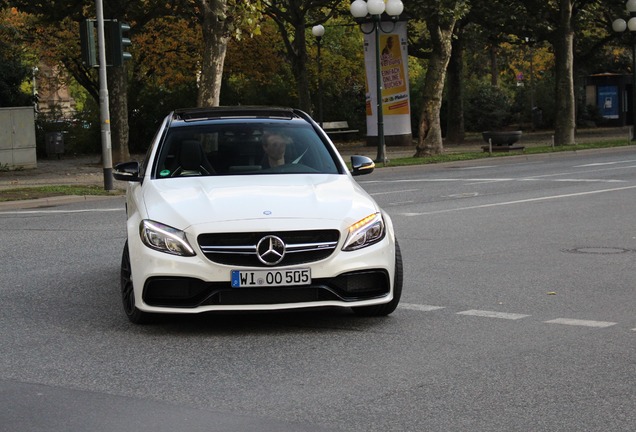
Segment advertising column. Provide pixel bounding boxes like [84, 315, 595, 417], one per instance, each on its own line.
[363, 20, 412, 146]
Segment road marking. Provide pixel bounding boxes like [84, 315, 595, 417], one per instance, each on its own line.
[364, 177, 626, 185]
[456, 310, 530, 320]
[401, 184, 636, 216]
[441, 192, 480, 199]
[399, 303, 445, 312]
[397, 303, 630, 330]
[370, 188, 420, 196]
[545, 318, 617, 328]
[464, 178, 625, 186]
[574, 160, 636, 167]
[454, 165, 496, 170]
[389, 200, 415, 206]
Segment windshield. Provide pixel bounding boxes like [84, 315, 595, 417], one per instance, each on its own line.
[152, 122, 341, 178]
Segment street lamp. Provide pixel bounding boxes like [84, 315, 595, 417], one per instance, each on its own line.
[613, 0, 636, 140]
[312, 24, 325, 126]
[350, 0, 404, 164]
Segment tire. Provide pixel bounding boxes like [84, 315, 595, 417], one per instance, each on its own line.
[120, 241, 153, 324]
[352, 240, 403, 317]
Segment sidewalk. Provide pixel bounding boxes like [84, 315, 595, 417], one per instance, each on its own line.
[1, 126, 632, 192]
[336, 126, 632, 159]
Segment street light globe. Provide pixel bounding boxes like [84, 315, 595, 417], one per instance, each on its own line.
[629, 17, 636, 31]
[385, 0, 404, 17]
[350, 0, 368, 18]
[367, 0, 386, 16]
[627, 0, 636, 13]
[312, 25, 325, 38]
[613, 18, 628, 32]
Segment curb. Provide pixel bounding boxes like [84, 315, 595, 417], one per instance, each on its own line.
[0, 194, 123, 211]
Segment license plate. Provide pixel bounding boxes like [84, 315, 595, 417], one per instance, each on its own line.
[231, 268, 311, 288]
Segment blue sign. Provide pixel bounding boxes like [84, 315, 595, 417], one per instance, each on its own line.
[598, 86, 619, 119]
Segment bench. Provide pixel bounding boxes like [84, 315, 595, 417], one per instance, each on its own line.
[322, 121, 359, 140]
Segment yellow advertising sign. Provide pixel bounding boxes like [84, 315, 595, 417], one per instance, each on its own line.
[379, 34, 409, 115]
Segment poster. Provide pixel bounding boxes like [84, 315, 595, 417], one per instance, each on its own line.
[362, 20, 411, 137]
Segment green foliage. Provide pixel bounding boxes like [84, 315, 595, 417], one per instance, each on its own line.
[0, 46, 32, 107]
[35, 103, 100, 156]
[464, 82, 514, 131]
[128, 82, 198, 154]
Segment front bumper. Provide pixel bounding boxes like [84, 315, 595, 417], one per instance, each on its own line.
[128, 233, 396, 314]
[143, 269, 390, 308]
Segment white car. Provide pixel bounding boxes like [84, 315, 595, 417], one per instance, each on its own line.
[114, 107, 402, 323]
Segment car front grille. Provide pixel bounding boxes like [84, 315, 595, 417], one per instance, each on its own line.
[197, 230, 340, 267]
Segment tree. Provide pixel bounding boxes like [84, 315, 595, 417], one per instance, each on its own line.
[260, 0, 341, 113]
[410, 0, 469, 157]
[195, 0, 261, 107]
[196, 0, 228, 107]
[0, 8, 33, 107]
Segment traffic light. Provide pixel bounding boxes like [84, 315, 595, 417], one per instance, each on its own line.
[105, 20, 132, 67]
[79, 20, 98, 67]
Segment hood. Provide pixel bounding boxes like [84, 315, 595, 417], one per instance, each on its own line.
[141, 174, 379, 230]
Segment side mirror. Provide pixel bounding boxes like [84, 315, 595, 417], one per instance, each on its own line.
[350, 155, 375, 176]
[113, 161, 142, 182]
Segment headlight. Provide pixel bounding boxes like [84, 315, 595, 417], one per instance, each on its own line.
[343, 213, 385, 251]
[139, 220, 195, 256]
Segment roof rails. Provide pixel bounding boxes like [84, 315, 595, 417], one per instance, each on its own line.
[173, 106, 298, 121]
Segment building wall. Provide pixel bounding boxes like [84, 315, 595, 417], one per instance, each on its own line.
[35, 63, 76, 118]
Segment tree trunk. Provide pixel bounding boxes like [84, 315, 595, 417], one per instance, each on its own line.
[490, 45, 498, 87]
[291, 23, 311, 112]
[414, 17, 456, 157]
[198, 0, 228, 107]
[446, 30, 465, 145]
[107, 66, 130, 163]
[553, 0, 576, 146]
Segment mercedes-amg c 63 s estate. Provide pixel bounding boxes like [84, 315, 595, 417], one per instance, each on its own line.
[113, 107, 402, 323]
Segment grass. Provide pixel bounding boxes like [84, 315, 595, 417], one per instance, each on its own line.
[0, 185, 123, 202]
[380, 139, 633, 168]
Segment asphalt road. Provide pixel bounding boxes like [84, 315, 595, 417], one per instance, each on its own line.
[1, 148, 635, 431]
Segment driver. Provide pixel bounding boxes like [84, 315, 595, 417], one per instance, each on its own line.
[261, 132, 291, 168]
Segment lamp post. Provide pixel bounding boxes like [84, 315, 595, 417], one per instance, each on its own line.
[32, 66, 39, 113]
[613, 0, 636, 140]
[312, 24, 325, 126]
[350, 0, 404, 164]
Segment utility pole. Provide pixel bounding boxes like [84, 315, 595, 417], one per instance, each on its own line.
[95, 0, 114, 190]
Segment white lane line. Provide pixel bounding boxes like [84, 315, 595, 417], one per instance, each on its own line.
[364, 177, 626, 185]
[456, 310, 530, 320]
[455, 166, 496, 170]
[398, 303, 445, 312]
[389, 201, 415, 206]
[574, 160, 636, 167]
[464, 178, 625, 186]
[401, 184, 636, 216]
[545, 318, 616, 328]
[0, 208, 123, 215]
[370, 188, 420, 196]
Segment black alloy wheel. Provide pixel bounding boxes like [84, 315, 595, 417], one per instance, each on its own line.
[352, 240, 403, 317]
[121, 241, 152, 324]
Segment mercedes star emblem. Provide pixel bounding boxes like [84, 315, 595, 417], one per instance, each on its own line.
[256, 235, 286, 265]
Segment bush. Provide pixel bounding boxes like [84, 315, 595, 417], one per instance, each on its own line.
[464, 83, 514, 131]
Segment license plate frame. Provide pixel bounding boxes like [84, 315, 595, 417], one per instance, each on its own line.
[231, 268, 311, 288]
